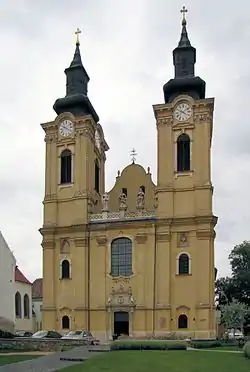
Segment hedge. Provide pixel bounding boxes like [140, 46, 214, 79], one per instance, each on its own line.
[243, 341, 250, 359]
[110, 340, 187, 351]
[190, 340, 221, 349]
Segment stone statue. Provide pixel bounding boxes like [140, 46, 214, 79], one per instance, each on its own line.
[136, 187, 145, 209]
[119, 192, 127, 211]
[102, 193, 109, 212]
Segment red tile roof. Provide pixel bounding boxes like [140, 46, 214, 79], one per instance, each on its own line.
[15, 266, 31, 285]
[32, 278, 43, 299]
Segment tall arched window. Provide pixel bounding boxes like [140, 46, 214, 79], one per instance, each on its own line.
[15, 292, 21, 318]
[178, 314, 188, 329]
[111, 238, 132, 277]
[61, 259, 70, 279]
[61, 149, 72, 184]
[177, 133, 190, 172]
[23, 294, 30, 318]
[62, 315, 70, 329]
[178, 253, 190, 275]
[95, 159, 100, 193]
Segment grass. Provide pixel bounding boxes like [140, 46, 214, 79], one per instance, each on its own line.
[0, 355, 41, 365]
[60, 350, 250, 372]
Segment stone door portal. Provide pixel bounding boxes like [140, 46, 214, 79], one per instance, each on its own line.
[114, 311, 129, 336]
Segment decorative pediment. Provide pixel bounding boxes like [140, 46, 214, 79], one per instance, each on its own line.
[176, 305, 190, 311]
[59, 306, 72, 312]
[60, 238, 70, 253]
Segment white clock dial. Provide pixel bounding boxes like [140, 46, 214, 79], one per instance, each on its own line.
[95, 130, 101, 150]
[59, 120, 74, 137]
[174, 103, 192, 122]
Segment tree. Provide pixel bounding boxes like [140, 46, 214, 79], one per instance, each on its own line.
[215, 276, 237, 308]
[220, 299, 249, 333]
[229, 241, 250, 307]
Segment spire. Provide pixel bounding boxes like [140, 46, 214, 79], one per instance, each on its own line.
[178, 6, 191, 48]
[162, 6, 206, 103]
[53, 28, 99, 122]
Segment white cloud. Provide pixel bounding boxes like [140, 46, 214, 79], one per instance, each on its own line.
[0, 0, 248, 281]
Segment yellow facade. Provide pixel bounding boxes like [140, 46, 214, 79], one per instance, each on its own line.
[40, 19, 217, 341]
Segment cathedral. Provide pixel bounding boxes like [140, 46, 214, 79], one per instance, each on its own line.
[40, 8, 217, 341]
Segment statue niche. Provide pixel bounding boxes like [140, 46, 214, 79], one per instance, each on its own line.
[119, 192, 127, 211]
[136, 187, 145, 211]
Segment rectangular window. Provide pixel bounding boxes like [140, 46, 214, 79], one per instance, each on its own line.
[95, 161, 100, 193]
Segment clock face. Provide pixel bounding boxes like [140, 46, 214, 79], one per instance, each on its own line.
[59, 120, 74, 137]
[95, 130, 101, 150]
[174, 103, 192, 122]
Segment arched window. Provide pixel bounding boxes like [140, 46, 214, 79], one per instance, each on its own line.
[15, 292, 21, 318]
[61, 259, 70, 279]
[23, 294, 30, 318]
[178, 314, 188, 329]
[177, 133, 190, 172]
[178, 253, 190, 275]
[61, 149, 72, 184]
[62, 315, 70, 329]
[111, 238, 132, 277]
[94, 159, 100, 193]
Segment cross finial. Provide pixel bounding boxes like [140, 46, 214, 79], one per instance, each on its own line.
[180, 5, 188, 25]
[130, 148, 137, 163]
[75, 27, 82, 45]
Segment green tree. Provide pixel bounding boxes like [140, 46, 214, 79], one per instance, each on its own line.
[229, 241, 250, 306]
[220, 299, 249, 333]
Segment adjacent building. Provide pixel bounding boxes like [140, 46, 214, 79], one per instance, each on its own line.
[41, 10, 217, 340]
[0, 231, 16, 332]
[15, 266, 32, 332]
[32, 278, 43, 331]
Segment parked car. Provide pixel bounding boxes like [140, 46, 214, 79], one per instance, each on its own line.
[15, 331, 33, 337]
[226, 329, 244, 339]
[61, 330, 99, 344]
[32, 330, 62, 339]
[0, 330, 14, 338]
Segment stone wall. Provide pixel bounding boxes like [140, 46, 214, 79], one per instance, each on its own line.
[0, 338, 90, 352]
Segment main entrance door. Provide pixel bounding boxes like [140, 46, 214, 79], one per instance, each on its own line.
[114, 311, 129, 336]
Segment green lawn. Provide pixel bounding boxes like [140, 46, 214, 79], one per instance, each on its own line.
[0, 355, 41, 366]
[60, 350, 249, 372]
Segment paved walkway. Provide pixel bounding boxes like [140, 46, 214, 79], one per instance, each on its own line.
[187, 347, 242, 353]
[0, 346, 105, 372]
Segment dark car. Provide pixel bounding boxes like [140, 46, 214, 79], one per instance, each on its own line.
[15, 331, 33, 337]
[0, 330, 15, 338]
[32, 330, 62, 339]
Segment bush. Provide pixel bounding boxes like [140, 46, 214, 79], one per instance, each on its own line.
[190, 340, 221, 349]
[243, 341, 250, 359]
[110, 340, 187, 351]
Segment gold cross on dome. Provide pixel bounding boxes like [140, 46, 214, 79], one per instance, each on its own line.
[75, 28, 82, 45]
[180, 5, 188, 22]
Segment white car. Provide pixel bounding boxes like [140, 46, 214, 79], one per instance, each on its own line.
[227, 329, 244, 339]
[61, 330, 99, 344]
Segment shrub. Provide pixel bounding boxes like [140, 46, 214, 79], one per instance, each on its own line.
[110, 340, 187, 351]
[243, 341, 250, 359]
[190, 340, 221, 349]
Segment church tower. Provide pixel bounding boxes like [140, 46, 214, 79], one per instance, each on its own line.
[153, 7, 217, 337]
[40, 30, 109, 330]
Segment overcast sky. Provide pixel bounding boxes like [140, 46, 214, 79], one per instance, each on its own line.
[0, 0, 249, 282]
